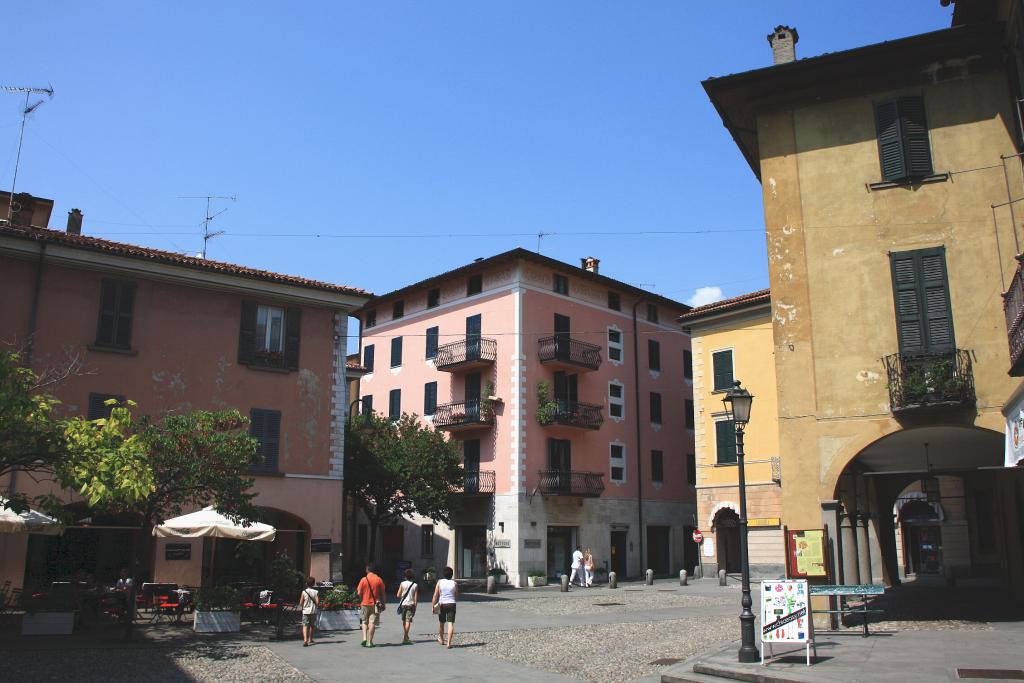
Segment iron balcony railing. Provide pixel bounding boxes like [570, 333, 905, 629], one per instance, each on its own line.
[882, 349, 976, 414]
[545, 400, 604, 430]
[432, 400, 495, 430]
[434, 337, 497, 370]
[537, 335, 602, 371]
[460, 470, 495, 495]
[1003, 256, 1024, 376]
[537, 470, 605, 497]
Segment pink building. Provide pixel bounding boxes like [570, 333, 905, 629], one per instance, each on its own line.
[0, 196, 369, 590]
[354, 249, 697, 585]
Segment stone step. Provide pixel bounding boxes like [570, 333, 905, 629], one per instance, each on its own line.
[661, 661, 811, 683]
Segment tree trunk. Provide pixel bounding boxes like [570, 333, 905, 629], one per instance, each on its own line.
[366, 516, 378, 568]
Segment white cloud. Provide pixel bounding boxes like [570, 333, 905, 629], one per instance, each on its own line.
[686, 286, 724, 307]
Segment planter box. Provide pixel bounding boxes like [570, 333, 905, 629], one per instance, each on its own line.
[22, 611, 75, 635]
[193, 610, 241, 633]
[317, 609, 361, 631]
[527, 576, 548, 587]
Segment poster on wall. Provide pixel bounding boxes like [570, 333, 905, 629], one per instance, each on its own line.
[1005, 404, 1024, 467]
[761, 579, 815, 665]
[785, 529, 828, 578]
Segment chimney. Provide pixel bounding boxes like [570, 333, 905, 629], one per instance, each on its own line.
[767, 25, 799, 64]
[580, 256, 600, 274]
[67, 208, 83, 235]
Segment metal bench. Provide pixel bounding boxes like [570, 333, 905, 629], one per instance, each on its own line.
[809, 584, 885, 636]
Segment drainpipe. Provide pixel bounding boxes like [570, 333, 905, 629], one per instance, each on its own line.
[631, 296, 648, 578]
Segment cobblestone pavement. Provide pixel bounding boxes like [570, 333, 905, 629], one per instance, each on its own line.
[489, 589, 730, 616]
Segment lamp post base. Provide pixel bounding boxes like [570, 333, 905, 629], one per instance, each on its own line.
[738, 645, 759, 663]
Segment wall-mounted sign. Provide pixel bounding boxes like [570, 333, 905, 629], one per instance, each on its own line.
[523, 539, 542, 549]
[748, 518, 781, 528]
[310, 538, 332, 553]
[492, 539, 511, 548]
[165, 543, 191, 561]
[785, 529, 828, 578]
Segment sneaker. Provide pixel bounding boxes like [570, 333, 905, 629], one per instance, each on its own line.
[402, 639, 412, 645]
[360, 641, 367, 647]
[366, 643, 376, 648]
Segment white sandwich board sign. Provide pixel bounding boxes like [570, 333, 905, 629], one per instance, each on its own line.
[760, 579, 815, 665]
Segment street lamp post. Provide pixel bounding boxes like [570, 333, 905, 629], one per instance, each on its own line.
[722, 380, 758, 663]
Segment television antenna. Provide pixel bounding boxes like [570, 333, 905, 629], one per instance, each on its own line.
[178, 194, 236, 258]
[2, 85, 54, 223]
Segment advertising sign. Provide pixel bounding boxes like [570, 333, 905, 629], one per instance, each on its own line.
[1005, 403, 1024, 467]
[785, 529, 828, 578]
[761, 579, 815, 665]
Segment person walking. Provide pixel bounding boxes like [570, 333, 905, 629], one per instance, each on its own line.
[396, 568, 418, 645]
[431, 566, 459, 649]
[583, 549, 595, 588]
[299, 576, 319, 646]
[568, 546, 584, 587]
[356, 562, 385, 648]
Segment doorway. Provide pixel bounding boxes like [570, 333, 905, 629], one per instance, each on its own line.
[714, 509, 741, 574]
[546, 526, 576, 579]
[905, 524, 943, 575]
[458, 526, 487, 578]
[647, 526, 671, 576]
[610, 529, 628, 577]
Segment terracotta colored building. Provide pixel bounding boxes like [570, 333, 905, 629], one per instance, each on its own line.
[353, 249, 697, 586]
[0, 198, 369, 590]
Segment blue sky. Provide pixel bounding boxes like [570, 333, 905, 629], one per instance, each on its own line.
[6, 2, 952, 345]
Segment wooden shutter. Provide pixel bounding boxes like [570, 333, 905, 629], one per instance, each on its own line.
[464, 439, 480, 469]
[921, 250, 953, 350]
[425, 327, 439, 359]
[650, 392, 662, 423]
[87, 393, 124, 420]
[363, 344, 374, 372]
[900, 97, 933, 178]
[238, 301, 258, 364]
[875, 99, 906, 181]
[424, 382, 437, 415]
[115, 282, 135, 348]
[890, 248, 953, 353]
[96, 280, 118, 346]
[361, 395, 373, 416]
[250, 409, 280, 473]
[651, 450, 664, 483]
[391, 336, 403, 367]
[716, 420, 737, 464]
[284, 307, 301, 370]
[389, 389, 401, 420]
[648, 340, 661, 371]
[712, 350, 733, 391]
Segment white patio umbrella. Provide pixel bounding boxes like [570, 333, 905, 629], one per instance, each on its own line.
[0, 497, 62, 535]
[153, 507, 275, 585]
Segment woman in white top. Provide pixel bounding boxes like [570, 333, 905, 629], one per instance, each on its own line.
[396, 568, 419, 645]
[298, 576, 320, 646]
[431, 566, 459, 649]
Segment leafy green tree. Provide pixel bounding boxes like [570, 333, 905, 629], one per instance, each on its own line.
[345, 412, 463, 566]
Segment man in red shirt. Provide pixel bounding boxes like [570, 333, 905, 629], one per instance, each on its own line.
[356, 563, 386, 647]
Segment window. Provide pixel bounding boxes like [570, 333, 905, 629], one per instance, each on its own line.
[608, 381, 625, 419]
[554, 273, 569, 295]
[650, 392, 662, 424]
[712, 350, 734, 392]
[648, 339, 661, 372]
[389, 389, 402, 421]
[651, 450, 664, 484]
[365, 310, 377, 328]
[686, 453, 696, 485]
[391, 336, 403, 367]
[425, 326, 439, 360]
[363, 344, 375, 372]
[890, 247, 954, 354]
[608, 291, 621, 311]
[685, 399, 695, 429]
[467, 274, 483, 296]
[392, 300, 405, 320]
[87, 392, 124, 420]
[607, 327, 623, 363]
[874, 96, 933, 182]
[239, 301, 301, 370]
[250, 409, 281, 473]
[427, 288, 441, 308]
[463, 439, 481, 469]
[361, 395, 373, 416]
[646, 303, 658, 323]
[610, 443, 626, 483]
[95, 279, 135, 350]
[421, 524, 434, 558]
[424, 381, 437, 416]
[684, 349, 693, 380]
[716, 420, 737, 465]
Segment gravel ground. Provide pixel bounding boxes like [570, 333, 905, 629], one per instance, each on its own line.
[461, 616, 735, 683]
[491, 590, 730, 616]
[0, 644, 315, 683]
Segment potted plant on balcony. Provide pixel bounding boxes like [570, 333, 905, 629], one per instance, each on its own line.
[536, 381, 558, 426]
[527, 570, 548, 588]
[316, 585, 361, 631]
[482, 382, 500, 420]
[193, 585, 242, 632]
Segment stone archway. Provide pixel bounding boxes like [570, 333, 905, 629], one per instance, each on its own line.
[713, 508, 741, 574]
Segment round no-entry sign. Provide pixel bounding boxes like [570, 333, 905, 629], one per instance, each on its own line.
[692, 529, 704, 544]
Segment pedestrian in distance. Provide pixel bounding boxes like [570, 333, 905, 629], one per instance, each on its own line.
[356, 562, 386, 648]
[396, 567, 418, 645]
[432, 566, 459, 649]
[583, 548, 595, 588]
[299, 576, 319, 647]
[568, 545, 584, 588]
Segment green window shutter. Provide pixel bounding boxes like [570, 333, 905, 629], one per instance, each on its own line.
[875, 99, 907, 182]
[891, 254, 924, 353]
[712, 350, 734, 391]
[391, 336, 403, 367]
[363, 344, 374, 372]
[249, 409, 280, 473]
[648, 339, 661, 371]
[425, 326, 439, 359]
[424, 381, 437, 415]
[890, 247, 954, 354]
[389, 388, 401, 420]
[716, 421, 737, 465]
[284, 307, 302, 370]
[899, 97, 933, 178]
[238, 301, 258, 364]
[921, 250, 953, 351]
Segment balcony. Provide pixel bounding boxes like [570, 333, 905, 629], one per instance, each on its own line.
[538, 336, 602, 371]
[1003, 256, 1024, 376]
[539, 401, 604, 430]
[459, 470, 495, 495]
[537, 470, 605, 497]
[432, 400, 495, 432]
[435, 337, 497, 372]
[883, 349, 976, 415]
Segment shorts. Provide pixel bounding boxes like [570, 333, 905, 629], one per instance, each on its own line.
[438, 603, 456, 624]
[301, 612, 316, 627]
[400, 606, 416, 623]
[360, 605, 380, 626]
